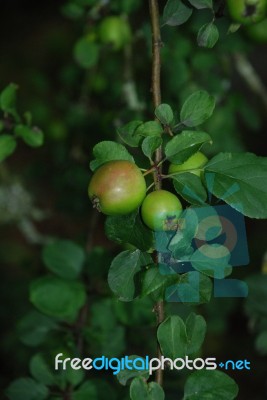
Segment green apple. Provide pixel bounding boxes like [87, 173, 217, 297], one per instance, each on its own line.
[227, 0, 267, 25]
[98, 16, 132, 50]
[168, 152, 208, 178]
[246, 18, 267, 41]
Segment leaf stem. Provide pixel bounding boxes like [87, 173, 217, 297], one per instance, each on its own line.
[149, 0, 164, 387]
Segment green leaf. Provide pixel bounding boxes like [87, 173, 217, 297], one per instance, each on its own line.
[163, 0, 192, 26]
[130, 378, 165, 400]
[190, 244, 231, 278]
[180, 91, 215, 127]
[184, 370, 239, 400]
[30, 276, 86, 322]
[30, 353, 56, 386]
[142, 136, 162, 160]
[17, 311, 57, 347]
[228, 23, 241, 33]
[105, 210, 154, 251]
[136, 121, 163, 137]
[157, 315, 187, 358]
[114, 296, 155, 327]
[0, 83, 18, 114]
[15, 125, 44, 147]
[117, 120, 143, 147]
[188, 0, 212, 9]
[141, 265, 178, 298]
[186, 313, 207, 354]
[42, 240, 85, 280]
[74, 37, 99, 68]
[172, 172, 207, 205]
[90, 380, 117, 400]
[165, 130, 212, 164]
[84, 298, 125, 357]
[205, 152, 267, 218]
[197, 23, 219, 48]
[117, 355, 149, 386]
[0, 134, 17, 161]
[166, 272, 212, 304]
[73, 381, 98, 400]
[155, 104, 174, 125]
[108, 250, 151, 301]
[6, 378, 49, 400]
[63, 365, 85, 388]
[90, 141, 134, 171]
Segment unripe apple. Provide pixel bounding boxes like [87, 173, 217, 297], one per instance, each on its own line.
[168, 152, 208, 178]
[227, 0, 267, 25]
[141, 190, 183, 231]
[98, 16, 132, 50]
[88, 160, 146, 215]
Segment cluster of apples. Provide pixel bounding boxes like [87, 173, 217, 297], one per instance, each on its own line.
[88, 152, 208, 231]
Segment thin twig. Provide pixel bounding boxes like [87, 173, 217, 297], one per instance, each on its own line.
[149, 0, 165, 387]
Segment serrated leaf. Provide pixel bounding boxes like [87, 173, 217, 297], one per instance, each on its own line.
[90, 141, 134, 171]
[30, 276, 86, 322]
[0, 134, 17, 161]
[142, 136, 162, 160]
[204, 152, 267, 218]
[157, 315, 187, 358]
[105, 210, 154, 251]
[117, 355, 149, 386]
[180, 91, 215, 127]
[108, 250, 152, 301]
[117, 120, 143, 147]
[165, 130, 211, 164]
[130, 378, 165, 400]
[188, 0, 212, 9]
[172, 172, 207, 205]
[155, 104, 174, 125]
[165, 272, 212, 304]
[42, 240, 85, 280]
[197, 23, 219, 48]
[163, 0, 192, 26]
[6, 378, 49, 400]
[74, 37, 99, 68]
[136, 121, 163, 137]
[15, 125, 44, 147]
[0, 83, 18, 114]
[184, 370, 239, 400]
